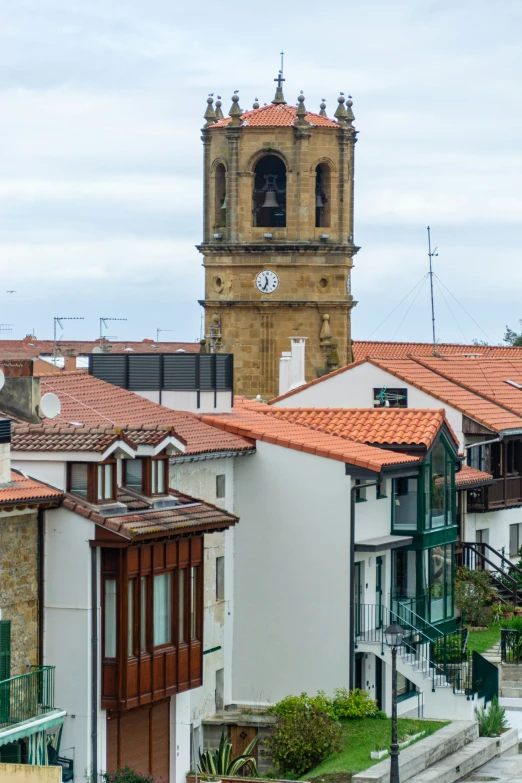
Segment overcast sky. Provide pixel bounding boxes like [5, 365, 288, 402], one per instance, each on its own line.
[1, 0, 521, 345]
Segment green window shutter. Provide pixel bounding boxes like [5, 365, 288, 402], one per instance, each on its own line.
[0, 742, 21, 763]
[0, 620, 11, 681]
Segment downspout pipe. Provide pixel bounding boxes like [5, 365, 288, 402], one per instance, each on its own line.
[465, 437, 501, 451]
[37, 508, 45, 667]
[349, 478, 381, 691]
[91, 547, 98, 778]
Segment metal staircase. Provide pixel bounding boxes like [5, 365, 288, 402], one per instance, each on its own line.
[459, 541, 522, 606]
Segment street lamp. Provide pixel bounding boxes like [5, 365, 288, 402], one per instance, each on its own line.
[385, 622, 405, 783]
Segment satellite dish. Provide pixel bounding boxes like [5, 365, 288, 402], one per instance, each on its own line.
[92, 346, 103, 354]
[40, 393, 61, 420]
[0, 369, 4, 392]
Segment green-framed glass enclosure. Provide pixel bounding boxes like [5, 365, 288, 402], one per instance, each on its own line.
[390, 431, 458, 634]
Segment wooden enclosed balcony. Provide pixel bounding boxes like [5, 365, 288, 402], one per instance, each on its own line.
[468, 476, 522, 512]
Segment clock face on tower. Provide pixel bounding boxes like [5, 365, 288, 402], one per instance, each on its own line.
[256, 270, 279, 294]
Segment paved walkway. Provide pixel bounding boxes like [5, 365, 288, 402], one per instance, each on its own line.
[463, 745, 522, 781]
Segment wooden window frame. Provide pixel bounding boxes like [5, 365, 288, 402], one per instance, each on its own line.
[97, 460, 117, 503]
[123, 458, 145, 494]
[150, 457, 169, 496]
[68, 462, 96, 504]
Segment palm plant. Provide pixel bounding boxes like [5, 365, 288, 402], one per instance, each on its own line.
[198, 731, 258, 778]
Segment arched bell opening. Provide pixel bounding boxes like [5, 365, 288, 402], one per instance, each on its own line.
[214, 163, 227, 229]
[253, 155, 287, 228]
[315, 163, 331, 228]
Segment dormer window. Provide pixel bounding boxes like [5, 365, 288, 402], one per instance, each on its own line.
[68, 460, 116, 504]
[123, 456, 169, 496]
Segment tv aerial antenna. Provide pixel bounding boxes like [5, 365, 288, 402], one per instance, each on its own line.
[53, 316, 84, 344]
[100, 317, 127, 340]
[156, 328, 172, 343]
[0, 325, 13, 337]
[427, 226, 439, 356]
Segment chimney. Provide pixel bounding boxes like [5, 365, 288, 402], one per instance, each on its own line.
[289, 337, 307, 391]
[0, 376, 41, 423]
[278, 352, 292, 396]
[0, 419, 11, 484]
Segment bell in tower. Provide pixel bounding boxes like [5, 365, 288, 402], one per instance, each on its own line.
[198, 75, 358, 399]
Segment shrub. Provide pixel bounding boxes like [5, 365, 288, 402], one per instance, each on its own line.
[330, 688, 381, 720]
[474, 696, 508, 737]
[267, 691, 332, 720]
[264, 704, 342, 777]
[198, 731, 257, 777]
[433, 635, 464, 664]
[102, 769, 155, 783]
[455, 567, 498, 626]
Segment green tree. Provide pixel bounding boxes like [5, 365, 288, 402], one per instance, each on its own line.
[504, 321, 522, 346]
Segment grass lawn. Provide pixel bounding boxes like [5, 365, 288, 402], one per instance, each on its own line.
[467, 624, 501, 654]
[303, 717, 449, 780]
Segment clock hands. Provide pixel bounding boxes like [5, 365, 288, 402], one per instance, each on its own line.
[262, 274, 270, 292]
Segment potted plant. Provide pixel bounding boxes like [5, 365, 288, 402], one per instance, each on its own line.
[370, 733, 388, 760]
[502, 602, 515, 619]
[514, 605, 522, 616]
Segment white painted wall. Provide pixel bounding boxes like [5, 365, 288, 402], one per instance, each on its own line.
[13, 459, 66, 490]
[273, 362, 465, 446]
[44, 506, 101, 781]
[233, 442, 352, 703]
[175, 691, 191, 783]
[134, 390, 231, 413]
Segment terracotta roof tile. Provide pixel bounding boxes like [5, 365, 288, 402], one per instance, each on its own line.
[201, 406, 422, 472]
[12, 374, 253, 456]
[258, 407, 454, 449]
[63, 489, 237, 540]
[352, 341, 522, 361]
[211, 102, 340, 129]
[455, 464, 493, 488]
[11, 424, 186, 453]
[0, 340, 199, 360]
[0, 470, 63, 505]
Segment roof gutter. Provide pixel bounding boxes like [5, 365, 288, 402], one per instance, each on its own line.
[170, 448, 256, 463]
[465, 436, 501, 450]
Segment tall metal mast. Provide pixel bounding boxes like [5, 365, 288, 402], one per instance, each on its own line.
[427, 226, 438, 356]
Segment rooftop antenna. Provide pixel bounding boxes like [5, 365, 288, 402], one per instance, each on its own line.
[427, 226, 438, 356]
[156, 328, 172, 343]
[280, 50, 284, 77]
[0, 325, 13, 337]
[100, 317, 127, 340]
[53, 316, 84, 345]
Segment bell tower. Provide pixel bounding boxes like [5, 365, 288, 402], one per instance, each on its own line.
[198, 74, 358, 398]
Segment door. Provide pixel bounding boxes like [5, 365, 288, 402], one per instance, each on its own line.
[354, 562, 362, 636]
[229, 725, 258, 762]
[376, 557, 383, 628]
[107, 701, 170, 781]
[375, 656, 383, 710]
[355, 653, 363, 690]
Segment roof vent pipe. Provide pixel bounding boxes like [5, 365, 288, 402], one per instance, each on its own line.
[278, 352, 292, 396]
[289, 337, 307, 391]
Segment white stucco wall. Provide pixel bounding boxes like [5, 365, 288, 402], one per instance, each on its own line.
[44, 506, 103, 781]
[135, 390, 231, 413]
[233, 442, 352, 703]
[12, 459, 66, 491]
[274, 362, 465, 446]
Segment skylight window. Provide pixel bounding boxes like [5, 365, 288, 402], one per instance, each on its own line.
[505, 380, 522, 389]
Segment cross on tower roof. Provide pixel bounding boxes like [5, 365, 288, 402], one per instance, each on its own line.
[272, 69, 286, 105]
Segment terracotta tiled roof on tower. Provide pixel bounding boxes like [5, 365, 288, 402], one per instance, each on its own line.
[211, 102, 340, 129]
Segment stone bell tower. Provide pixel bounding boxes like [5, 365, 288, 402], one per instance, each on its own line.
[198, 73, 358, 398]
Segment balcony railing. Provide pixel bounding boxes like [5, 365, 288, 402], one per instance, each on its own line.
[468, 476, 522, 512]
[0, 666, 55, 729]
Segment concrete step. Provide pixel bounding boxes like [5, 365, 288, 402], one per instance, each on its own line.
[411, 728, 518, 783]
[500, 686, 522, 697]
[352, 721, 478, 783]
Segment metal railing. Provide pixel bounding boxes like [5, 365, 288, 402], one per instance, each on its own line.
[0, 666, 56, 728]
[355, 603, 473, 695]
[460, 542, 522, 606]
[501, 628, 522, 664]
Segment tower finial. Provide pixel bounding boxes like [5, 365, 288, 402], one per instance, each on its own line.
[345, 95, 355, 126]
[214, 95, 224, 120]
[228, 92, 242, 126]
[334, 92, 348, 124]
[203, 94, 216, 127]
[319, 99, 327, 117]
[273, 66, 286, 105]
[296, 91, 309, 126]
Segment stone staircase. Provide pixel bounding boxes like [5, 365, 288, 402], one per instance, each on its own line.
[353, 720, 519, 783]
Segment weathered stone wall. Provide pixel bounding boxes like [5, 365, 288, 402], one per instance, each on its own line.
[0, 510, 39, 675]
[200, 107, 357, 398]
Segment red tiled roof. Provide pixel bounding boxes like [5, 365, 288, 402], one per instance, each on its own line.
[455, 464, 493, 488]
[0, 470, 63, 505]
[201, 404, 422, 472]
[0, 339, 199, 361]
[352, 341, 522, 361]
[11, 424, 187, 453]
[260, 407, 455, 449]
[15, 374, 254, 456]
[63, 490, 237, 540]
[211, 102, 340, 129]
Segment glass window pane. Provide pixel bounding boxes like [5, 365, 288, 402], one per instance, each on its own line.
[430, 547, 445, 622]
[157, 461, 165, 493]
[431, 441, 446, 528]
[510, 524, 520, 557]
[97, 465, 103, 497]
[140, 576, 148, 652]
[445, 546, 453, 618]
[191, 567, 198, 639]
[216, 474, 226, 499]
[179, 569, 186, 643]
[394, 478, 418, 529]
[153, 573, 171, 646]
[151, 461, 157, 494]
[125, 459, 143, 491]
[392, 550, 417, 600]
[105, 579, 117, 658]
[70, 464, 89, 498]
[128, 579, 135, 656]
[104, 464, 113, 499]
